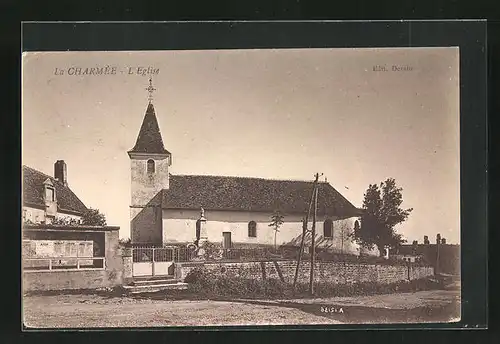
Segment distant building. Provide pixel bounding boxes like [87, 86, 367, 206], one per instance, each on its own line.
[396, 235, 460, 275]
[392, 254, 422, 263]
[22, 161, 88, 224]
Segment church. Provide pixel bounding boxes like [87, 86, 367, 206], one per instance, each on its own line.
[129, 79, 372, 256]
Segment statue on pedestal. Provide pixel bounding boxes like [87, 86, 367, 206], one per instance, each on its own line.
[195, 206, 208, 249]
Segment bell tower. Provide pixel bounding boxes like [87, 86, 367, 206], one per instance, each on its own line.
[128, 78, 171, 244]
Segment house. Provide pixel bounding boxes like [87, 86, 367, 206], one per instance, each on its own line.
[129, 80, 375, 256]
[22, 161, 88, 224]
[392, 254, 422, 263]
[22, 163, 124, 292]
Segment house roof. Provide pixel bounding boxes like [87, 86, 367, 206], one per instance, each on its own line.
[161, 174, 362, 218]
[128, 103, 170, 155]
[22, 165, 88, 215]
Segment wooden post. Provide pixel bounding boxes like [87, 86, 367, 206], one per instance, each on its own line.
[292, 178, 317, 291]
[309, 173, 320, 295]
[293, 218, 308, 292]
[152, 247, 156, 276]
[341, 226, 345, 265]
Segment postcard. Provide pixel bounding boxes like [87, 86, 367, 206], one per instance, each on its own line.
[22, 47, 461, 328]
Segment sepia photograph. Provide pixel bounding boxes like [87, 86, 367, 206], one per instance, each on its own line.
[22, 47, 461, 328]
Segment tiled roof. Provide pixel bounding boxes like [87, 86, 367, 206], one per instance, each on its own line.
[162, 174, 362, 218]
[128, 103, 170, 155]
[22, 165, 88, 215]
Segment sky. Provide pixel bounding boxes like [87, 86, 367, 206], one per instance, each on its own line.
[22, 48, 460, 244]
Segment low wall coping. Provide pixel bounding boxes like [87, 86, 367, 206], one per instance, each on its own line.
[175, 260, 433, 268]
[23, 225, 120, 232]
[23, 267, 106, 273]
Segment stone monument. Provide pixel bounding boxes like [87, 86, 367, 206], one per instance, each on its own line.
[198, 207, 208, 245]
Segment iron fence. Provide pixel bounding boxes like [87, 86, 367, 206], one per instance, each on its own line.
[132, 246, 177, 263]
[128, 244, 431, 266]
[173, 246, 291, 262]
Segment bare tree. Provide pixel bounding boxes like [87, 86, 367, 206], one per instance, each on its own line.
[269, 209, 285, 251]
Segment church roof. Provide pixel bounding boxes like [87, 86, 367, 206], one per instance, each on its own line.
[22, 165, 88, 215]
[128, 103, 170, 155]
[161, 174, 362, 218]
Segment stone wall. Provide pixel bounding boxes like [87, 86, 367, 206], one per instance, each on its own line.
[23, 227, 123, 292]
[175, 260, 434, 285]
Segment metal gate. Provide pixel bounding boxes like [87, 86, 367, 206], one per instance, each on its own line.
[132, 247, 175, 277]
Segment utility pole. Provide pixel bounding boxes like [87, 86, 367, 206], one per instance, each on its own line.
[341, 225, 345, 265]
[292, 174, 317, 292]
[436, 233, 441, 276]
[309, 172, 321, 295]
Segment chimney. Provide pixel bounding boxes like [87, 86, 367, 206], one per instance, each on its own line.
[436, 233, 441, 245]
[54, 160, 68, 186]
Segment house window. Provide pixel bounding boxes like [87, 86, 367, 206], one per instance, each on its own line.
[323, 219, 333, 238]
[45, 187, 55, 202]
[147, 159, 155, 174]
[248, 221, 257, 237]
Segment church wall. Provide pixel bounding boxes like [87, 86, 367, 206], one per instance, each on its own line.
[130, 155, 169, 245]
[131, 206, 163, 244]
[162, 209, 365, 255]
[130, 156, 170, 207]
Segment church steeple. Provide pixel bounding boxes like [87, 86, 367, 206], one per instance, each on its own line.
[128, 78, 170, 156]
[128, 102, 170, 155]
[129, 78, 172, 244]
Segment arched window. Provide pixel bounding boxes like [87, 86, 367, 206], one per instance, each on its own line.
[323, 219, 333, 238]
[248, 221, 257, 237]
[354, 220, 360, 231]
[147, 159, 155, 174]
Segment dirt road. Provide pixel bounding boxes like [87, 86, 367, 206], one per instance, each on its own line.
[23, 294, 340, 328]
[22, 290, 460, 328]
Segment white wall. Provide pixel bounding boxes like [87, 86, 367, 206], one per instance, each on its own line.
[162, 208, 364, 255]
[23, 206, 82, 224]
[23, 207, 46, 223]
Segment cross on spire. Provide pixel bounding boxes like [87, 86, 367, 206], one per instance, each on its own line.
[146, 77, 156, 103]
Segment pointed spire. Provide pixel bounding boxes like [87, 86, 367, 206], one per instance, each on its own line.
[128, 97, 170, 156]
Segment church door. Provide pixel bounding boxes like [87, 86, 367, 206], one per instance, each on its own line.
[222, 232, 232, 249]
